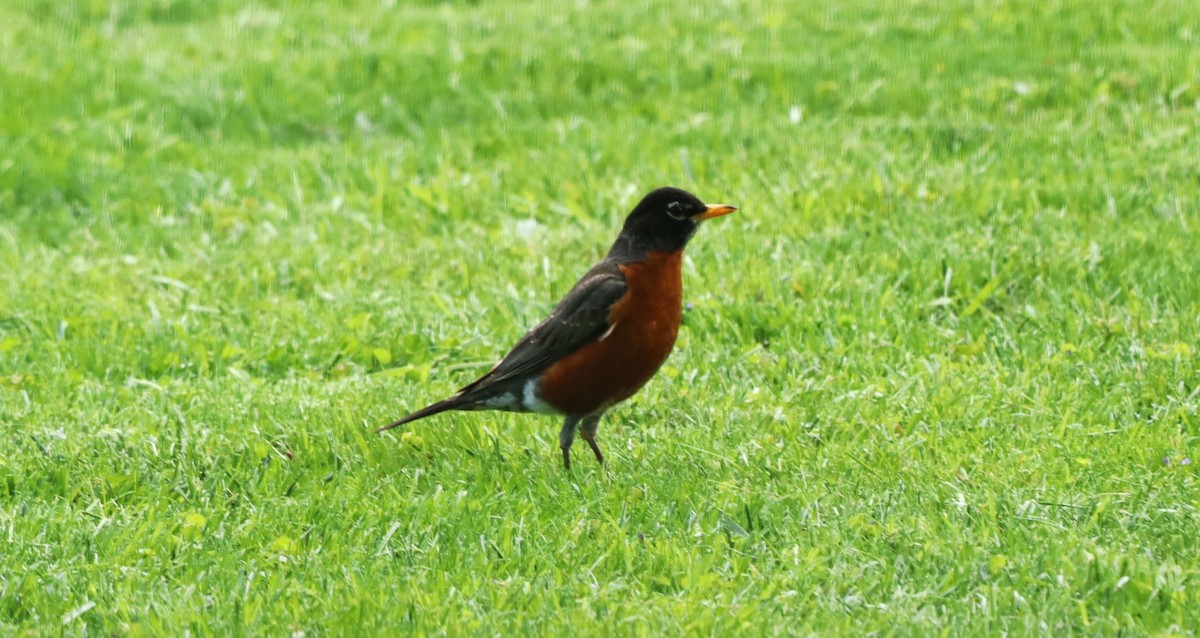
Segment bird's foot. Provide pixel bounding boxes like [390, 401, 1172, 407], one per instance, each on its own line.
[582, 434, 605, 466]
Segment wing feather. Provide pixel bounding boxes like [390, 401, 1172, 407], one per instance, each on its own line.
[454, 262, 628, 398]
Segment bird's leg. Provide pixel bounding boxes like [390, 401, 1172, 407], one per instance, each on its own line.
[559, 416, 579, 470]
[579, 413, 605, 465]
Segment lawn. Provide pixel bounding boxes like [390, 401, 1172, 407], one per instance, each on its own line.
[2, 0, 1199, 634]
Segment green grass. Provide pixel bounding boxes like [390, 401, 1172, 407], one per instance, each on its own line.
[2, 0, 1199, 634]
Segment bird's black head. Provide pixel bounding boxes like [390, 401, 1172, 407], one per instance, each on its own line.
[608, 187, 736, 260]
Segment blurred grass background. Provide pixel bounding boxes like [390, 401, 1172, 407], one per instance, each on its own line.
[1, 0, 1198, 634]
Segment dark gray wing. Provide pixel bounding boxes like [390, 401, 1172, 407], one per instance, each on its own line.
[455, 262, 628, 397]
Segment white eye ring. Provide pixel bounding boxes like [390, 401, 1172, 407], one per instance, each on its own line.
[666, 202, 687, 220]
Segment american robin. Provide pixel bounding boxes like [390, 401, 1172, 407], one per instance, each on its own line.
[378, 187, 736, 469]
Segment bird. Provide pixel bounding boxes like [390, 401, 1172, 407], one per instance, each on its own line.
[378, 187, 736, 469]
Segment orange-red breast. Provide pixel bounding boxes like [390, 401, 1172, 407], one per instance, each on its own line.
[379, 187, 736, 468]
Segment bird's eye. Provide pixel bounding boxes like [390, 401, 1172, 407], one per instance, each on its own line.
[665, 201, 687, 220]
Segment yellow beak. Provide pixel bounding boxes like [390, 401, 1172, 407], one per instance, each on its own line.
[694, 204, 737, 221]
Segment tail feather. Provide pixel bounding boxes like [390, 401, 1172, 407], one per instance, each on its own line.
[376, 396, 468, 433]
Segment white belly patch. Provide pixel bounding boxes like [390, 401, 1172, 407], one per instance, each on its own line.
[483, 393, 520, 410]
[522, 379, 559, 414]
